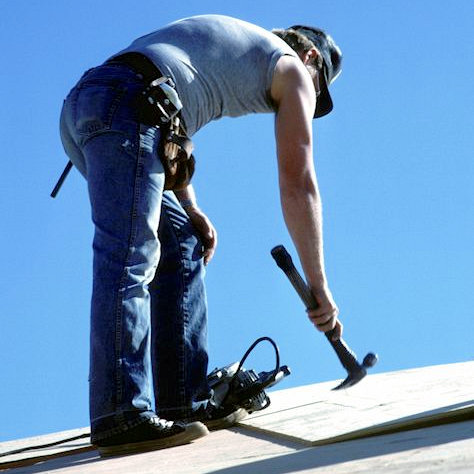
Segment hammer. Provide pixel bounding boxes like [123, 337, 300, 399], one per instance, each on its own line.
[271, 245, 378, 390]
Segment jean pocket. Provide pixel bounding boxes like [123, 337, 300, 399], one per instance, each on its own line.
[74, 82, 127, 136]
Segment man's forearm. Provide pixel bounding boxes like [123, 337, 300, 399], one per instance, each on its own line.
[174, 184, 198, 211]
[280, 180, 328, 291]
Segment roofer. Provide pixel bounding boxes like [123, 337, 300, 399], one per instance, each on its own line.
[59, 14, 343, 457]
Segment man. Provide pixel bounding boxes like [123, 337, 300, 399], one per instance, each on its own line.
[59, 14, 343, 457]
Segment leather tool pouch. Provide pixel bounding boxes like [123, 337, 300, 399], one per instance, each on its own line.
[139, 77, 195, 191]
[160, 118, 196, 191]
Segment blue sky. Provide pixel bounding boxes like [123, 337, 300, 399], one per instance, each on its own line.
[1, 1, 473, 442]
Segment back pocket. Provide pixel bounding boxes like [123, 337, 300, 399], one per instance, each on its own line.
[74, 82, 126, 136]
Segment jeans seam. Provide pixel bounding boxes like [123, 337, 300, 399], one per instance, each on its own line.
[180, 234, 192, 417]
[114, 123, 142, 412]
[164, 212, 188, 415]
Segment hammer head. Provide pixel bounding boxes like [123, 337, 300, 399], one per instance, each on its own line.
[332, 352, 378, 391]
[332, 367, 367, 390]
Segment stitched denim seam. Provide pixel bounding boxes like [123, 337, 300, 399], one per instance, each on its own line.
[180, 231, 193, 417]
[163, 212, 188, 414]
[113, 123, 142, 411]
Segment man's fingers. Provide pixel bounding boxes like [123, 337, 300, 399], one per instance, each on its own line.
[308, 304, 338, 317]
[203, 246, 215, 265]
[307, 307, 338, 322]
[202, 229, 217, 265]
[316, 319, 336, 333]
[308, 312, 332, 326]
[305, 288, 342, 338]
[307, 308, 339, 333]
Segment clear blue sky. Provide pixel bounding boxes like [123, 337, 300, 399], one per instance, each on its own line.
[1, 1, 473, 442]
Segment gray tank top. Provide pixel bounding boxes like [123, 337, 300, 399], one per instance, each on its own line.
[113, 15, 297, 136]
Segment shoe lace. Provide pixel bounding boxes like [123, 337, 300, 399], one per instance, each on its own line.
[148, 416, 175, 429]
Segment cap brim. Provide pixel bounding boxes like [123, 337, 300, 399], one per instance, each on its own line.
[314, 69, 333, 118]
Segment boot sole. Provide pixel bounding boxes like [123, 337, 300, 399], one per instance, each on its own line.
[97, 422, 209, 457]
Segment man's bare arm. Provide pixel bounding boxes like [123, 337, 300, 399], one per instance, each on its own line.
[271, 56, 341, 338]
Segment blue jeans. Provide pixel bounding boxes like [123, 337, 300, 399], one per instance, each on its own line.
[59, 63, 211, 441]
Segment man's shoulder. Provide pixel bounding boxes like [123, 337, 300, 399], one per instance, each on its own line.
[271, 55, 312, 99]
[270, 56, 314, 112]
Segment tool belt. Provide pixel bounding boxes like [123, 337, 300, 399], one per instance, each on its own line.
[108, 52, 195, 191]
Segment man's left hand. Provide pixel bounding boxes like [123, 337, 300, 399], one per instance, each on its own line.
[185, 207, 218, 265]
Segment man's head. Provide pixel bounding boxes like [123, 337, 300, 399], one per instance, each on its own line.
[273, 26, 342, 118]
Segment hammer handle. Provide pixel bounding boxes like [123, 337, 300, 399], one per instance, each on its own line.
[271, 245, 360, 373]
[51, 161, 73, 198]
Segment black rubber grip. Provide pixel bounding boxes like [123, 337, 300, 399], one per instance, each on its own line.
[271, 245, 293, 272]
[271, 245, 317, 309]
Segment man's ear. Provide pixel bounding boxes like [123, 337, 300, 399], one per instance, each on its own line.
[301, 47, 320, 66]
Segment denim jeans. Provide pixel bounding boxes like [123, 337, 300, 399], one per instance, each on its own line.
[59, 63, 211, 440]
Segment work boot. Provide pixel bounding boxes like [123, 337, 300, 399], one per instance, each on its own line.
[93, 416, 208, 457]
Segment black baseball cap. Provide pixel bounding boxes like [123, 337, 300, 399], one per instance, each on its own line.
[290, 25, 342, 118]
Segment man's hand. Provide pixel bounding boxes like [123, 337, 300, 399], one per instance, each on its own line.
[174, 185, 217, 265]
[306, 286, 342, 341]
[186, 207, 217, 265]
